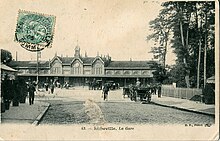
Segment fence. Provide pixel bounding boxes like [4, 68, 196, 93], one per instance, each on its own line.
[161, 85, 202, 100]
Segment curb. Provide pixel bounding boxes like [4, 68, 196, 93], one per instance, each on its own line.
[151, 101, 215, 117]
[32, 103, 50, 126]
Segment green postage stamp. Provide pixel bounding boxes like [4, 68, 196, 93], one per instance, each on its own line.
[15, 10, 56, 52]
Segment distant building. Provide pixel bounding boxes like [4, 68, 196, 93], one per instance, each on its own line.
[8, 46, 159, 87]
[1, 63, 17, 80]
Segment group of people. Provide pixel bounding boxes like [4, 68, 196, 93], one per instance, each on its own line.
[29, 79, 59, 104]
[88, 79, 102, 90]
[44, 82, 55, 94]
[1, 75, 38, 106]
[29, 79, 57, 105]
[101, 79, 142, 101]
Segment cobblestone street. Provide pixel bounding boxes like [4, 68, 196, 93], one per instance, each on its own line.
[38, 87, 214, 125]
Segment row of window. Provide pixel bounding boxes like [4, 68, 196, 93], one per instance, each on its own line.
[50, 67, 103, 75]
[18, 69, 49, 74]
[18, 68, 152, 76]
[106, 70, 152, 76]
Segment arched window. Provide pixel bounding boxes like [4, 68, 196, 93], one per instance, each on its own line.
[115, 71, 121, 75]
[124, 71, 130, 75]
[133, 71, 138, 75]
[106, 71, 112, 75]
[94, 63, 103, 75]
[72, 62, 81, 74]
[51, 60, 62, 74]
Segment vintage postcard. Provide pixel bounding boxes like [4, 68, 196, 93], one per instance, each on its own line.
[0, 0, 219, 140]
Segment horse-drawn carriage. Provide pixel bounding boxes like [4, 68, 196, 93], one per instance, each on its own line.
[106, 81, 120, 90]
[123, 85, 152, 103]
[88, 80, 102, 90]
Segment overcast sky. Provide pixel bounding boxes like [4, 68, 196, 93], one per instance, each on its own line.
[0, 0, 176, 65]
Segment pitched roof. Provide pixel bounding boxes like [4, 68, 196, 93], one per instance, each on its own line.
[1, 63, 17, 72]
[8, 58, 158, 69]
[8, 60, 49, 68]
[106, 61, 158, 68]
[81, 57, 95, 64]
[55, 56, 95, 64]
[57, 56, 74, 64]
[55, 56, 105, 64]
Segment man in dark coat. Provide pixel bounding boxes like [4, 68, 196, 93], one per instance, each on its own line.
[102, 83, 110, 101]
[50, 82, 55, 94]
[28, 82, 36, 105]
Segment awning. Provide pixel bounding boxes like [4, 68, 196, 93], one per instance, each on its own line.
[207, 76, 215, 84]
[1, 63, 17, 72]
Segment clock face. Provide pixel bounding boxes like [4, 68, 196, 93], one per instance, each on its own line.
[74, 62, 80, 67]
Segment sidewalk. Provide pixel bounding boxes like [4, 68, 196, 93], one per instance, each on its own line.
[1, 99, 50, 125]
[151, 94, 215, 116]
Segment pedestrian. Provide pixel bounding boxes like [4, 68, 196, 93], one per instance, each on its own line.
[28, 82, 36, 105]
[45, 82, 49, 91]
[136, 78, 141, 88]
[102, 83, 110, 101]
[92, 79, 96, 90]
[88, 81, 92, 90]
[158, 83, 162, 98]
[50, 82, 55, 94]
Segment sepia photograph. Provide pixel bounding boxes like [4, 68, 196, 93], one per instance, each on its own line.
[0, 0, 219, 140]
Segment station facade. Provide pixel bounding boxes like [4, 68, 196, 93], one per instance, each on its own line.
[8, 46, 159, 87]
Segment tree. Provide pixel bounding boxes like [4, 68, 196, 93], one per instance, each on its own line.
[147, 6, 174, 68]
[152, 64, 168, 84]
[1, 49, 12, 64]
[147, 1, 215, 88]
[201, 2, 215, 87]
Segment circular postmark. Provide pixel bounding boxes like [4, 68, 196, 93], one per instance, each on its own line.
[15, 10, 55, 52]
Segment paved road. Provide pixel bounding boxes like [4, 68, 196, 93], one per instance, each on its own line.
[38, 88, 214, 125]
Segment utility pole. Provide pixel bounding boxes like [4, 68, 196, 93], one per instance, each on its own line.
[36, 51, 39, 86]
[37, 51, 39, 83]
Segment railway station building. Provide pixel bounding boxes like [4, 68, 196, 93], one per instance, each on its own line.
[8, 46, 159, 87]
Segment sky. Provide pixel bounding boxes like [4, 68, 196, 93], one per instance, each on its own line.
[0, 0, 176, 65]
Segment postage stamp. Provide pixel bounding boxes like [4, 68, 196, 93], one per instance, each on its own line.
[15, 10, 56, 52]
